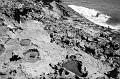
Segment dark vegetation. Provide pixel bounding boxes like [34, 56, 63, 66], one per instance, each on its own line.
[0, 44, 5, 55]
[45, 18, 120, 68]
[105, 68, 120, 79]
[9, 54, 21, 61]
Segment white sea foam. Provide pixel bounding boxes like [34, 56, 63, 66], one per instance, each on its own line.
[68, 5, 120, 30]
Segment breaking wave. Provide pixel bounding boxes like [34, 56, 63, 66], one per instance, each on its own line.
[68, 5, 120, 30]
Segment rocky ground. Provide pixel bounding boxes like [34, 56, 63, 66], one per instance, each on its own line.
[0, 0, 120, 79]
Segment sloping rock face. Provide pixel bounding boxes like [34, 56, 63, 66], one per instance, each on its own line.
[0, 0, 120, 79]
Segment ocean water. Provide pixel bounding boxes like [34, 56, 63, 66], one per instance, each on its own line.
[63, 0, 120, 28]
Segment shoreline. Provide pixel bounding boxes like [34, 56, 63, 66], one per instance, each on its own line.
[68, 5, 120, 30]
